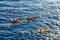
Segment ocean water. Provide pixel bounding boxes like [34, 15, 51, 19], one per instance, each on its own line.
[0, 0, 60, 40]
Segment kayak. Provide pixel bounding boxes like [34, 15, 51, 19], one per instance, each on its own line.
[37, 29, 50, 33]
[26, 16, 37, 20]
[10, 18, 22, 23]
[7, 9, 14, 12]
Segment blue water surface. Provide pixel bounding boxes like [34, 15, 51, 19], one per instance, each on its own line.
[0, 0, 60, 40]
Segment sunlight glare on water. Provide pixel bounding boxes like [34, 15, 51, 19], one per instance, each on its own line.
[0, 0, 60, 40]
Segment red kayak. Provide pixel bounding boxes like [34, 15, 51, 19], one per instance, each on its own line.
[26, 16, 37, 20]
[10, 18, 22, 23]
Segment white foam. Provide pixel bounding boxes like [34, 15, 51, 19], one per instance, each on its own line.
[46, 37, 53, 40]
[44, 0, 58, 2]
[0, 23, 12, 26]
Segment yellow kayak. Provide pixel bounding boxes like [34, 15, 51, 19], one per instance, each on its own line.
[37, 29, 50, 33]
